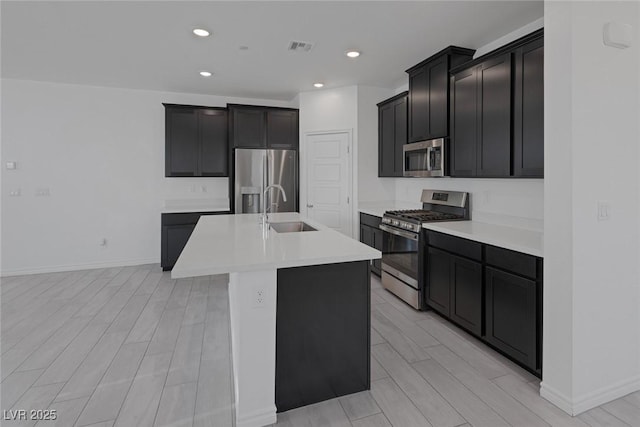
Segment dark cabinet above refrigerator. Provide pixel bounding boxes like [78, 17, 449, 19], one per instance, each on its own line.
[229, 104, 299, 150]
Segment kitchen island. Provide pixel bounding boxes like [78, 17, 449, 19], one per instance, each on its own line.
[172, 213, 380, 427]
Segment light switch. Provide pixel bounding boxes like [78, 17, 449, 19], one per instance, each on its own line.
[597, 201, 611, 221]
[603, 22, 633, 49]
[9, 189, 21, 197]
[6, 161, 17, 170]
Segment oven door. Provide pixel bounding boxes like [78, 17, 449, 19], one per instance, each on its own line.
[379, 224, 421, 308]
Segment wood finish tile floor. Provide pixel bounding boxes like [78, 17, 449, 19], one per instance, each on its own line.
[2, 266, 639, 427]
[271, 275, 640, 427]
[1, 265, 233, 427]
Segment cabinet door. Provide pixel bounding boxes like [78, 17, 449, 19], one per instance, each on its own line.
[393, 96, 408, 175]
[372, 228, 383, 274]
[162, 224, 196, 270]
[485, 267, 537, 371]
[477, 54, 512, 177]
[199, 109, 228, 176]
[267, 110, 299, 149]
[231, 107, 266, 148]
[425, 247, 451, 316]
[408, 66, 429, 143]
[513, 38, 544, 177]
[378, 102, 396, 177]
[165, 107, 198, 176]
[450, 255, 483, 335]
[450, 68, 478, 176]
[360, 224, 373, 247]
[427, 57, 449, 139]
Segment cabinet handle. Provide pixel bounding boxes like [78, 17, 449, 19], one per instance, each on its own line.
[307, 204, 314, 208]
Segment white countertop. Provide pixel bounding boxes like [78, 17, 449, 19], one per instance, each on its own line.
[422, 221, 544, 257]
[171, 212, 381, 278]
[358, 200, 421, 218]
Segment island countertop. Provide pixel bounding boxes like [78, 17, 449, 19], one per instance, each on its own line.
[171, 212, 381, 278]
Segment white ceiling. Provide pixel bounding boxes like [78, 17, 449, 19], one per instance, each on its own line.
[1, 1, 543, 101]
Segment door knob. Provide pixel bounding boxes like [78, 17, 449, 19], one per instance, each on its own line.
[307, 204, 314, 208]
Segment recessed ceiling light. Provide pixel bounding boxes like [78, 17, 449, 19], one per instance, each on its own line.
[345, 50, 361, 58]
[193, 28, 210, 37]
[200, 71, 212, 77]
[313, 83, 324, 88]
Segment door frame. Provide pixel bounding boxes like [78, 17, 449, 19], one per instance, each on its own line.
[301, 129, 354, 237]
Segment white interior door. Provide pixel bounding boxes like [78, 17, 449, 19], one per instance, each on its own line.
[305, 132, 352, 236]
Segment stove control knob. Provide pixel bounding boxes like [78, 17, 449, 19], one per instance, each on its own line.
[392, 220, 399, 226]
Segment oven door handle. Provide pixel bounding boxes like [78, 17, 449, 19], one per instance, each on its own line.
[379, 224, 419, 241]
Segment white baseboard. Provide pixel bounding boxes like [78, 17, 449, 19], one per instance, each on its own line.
[540, 382, 574, 415]
[0, 258, 159, 277]
[541, 374, 640, 415]
[235, 406, 277, 427]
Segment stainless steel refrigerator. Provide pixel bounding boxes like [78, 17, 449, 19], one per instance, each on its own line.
[234, 149, 298, 214]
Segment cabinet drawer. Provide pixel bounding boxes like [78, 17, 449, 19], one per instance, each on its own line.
[485, 245, 538, 279]
[161, 211, 230, 226]
[360, 213, 382, 229]
[427, 231, 482, 261]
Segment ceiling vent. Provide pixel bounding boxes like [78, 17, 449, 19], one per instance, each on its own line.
[288, 40, 314, 52]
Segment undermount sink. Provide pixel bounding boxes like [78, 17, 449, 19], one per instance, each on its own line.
[269, 221, 317, 233]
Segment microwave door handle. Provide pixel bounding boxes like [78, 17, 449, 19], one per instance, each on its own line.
[426, 147, 433, 171]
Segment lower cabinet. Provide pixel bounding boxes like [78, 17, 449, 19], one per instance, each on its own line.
[425, 244, 482, 336]
[161, 211, 230, 270]
[485, 266, 540, 372]
[424, 230, 542, 376]
[359, 213, 383, 276]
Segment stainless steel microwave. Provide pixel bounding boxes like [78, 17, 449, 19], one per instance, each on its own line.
[403, 138, 447, 177]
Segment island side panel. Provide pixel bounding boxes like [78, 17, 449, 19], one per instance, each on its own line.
[275, 260, 371, 412]
[229, 269, 278, 427]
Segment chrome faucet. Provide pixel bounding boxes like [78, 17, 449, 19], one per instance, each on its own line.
[262, 184, 287, 230]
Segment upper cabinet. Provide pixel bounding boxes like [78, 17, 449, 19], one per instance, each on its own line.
[450, 29, 544, 178]
[164, 104, 228, 177]
[229, 104, 299, 150]
[377, 92, 408, 177]
[513, 36, 544, 177]
[405, 47, 475, 143]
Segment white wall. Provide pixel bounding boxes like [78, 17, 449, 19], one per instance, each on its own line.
[542, 0, 640, 414]
[298, 85, 396, 237]
[1, 79, 294, 275]
[395, 178, 544, 231]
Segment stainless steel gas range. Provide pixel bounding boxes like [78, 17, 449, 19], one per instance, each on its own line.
[380, 189, 469, 310]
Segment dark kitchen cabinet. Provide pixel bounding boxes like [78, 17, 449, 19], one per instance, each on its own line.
[267, 109, 299, 149]
[161, 211, 230, 270]
[359, 213, 383, 276]
[477, 54, 512, 177]
[425, 236, 482, 335]
[424, 229, 543, 376]
[450, 29, 544, 178]
[485, 267, 538, 371]
[450, 68, 478, 176]
[229, 104, 299, 149]
[425, 246, 452, 316]
[513, 37, 544, 177]
[405, 47, 475, 143]
[450, 54, 511, 177]
[377, 92, 407, 177]
[164, 104, 228, 177]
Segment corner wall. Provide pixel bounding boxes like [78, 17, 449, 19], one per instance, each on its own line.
[1, 79, 295, 275]
[542, 0, 640, 414]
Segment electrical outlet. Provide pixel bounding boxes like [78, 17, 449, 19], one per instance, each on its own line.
[253, 287, 266, 308]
